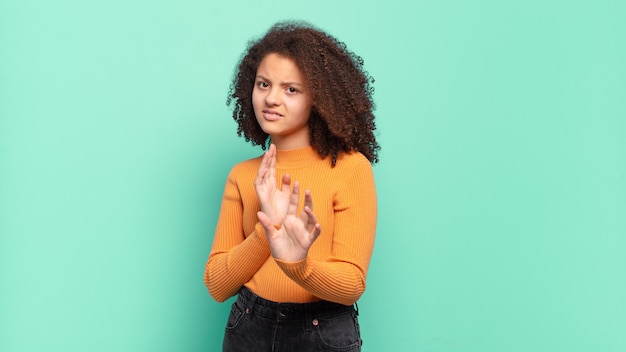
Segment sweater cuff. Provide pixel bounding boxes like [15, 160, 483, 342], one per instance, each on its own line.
[241, 222, 270, 258]
[274, 256, 312, 281]
[254, 222, 267, 239]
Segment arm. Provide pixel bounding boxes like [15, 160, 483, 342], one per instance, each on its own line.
[205, 145, 294, 302]
[259, 157, 377, 305]
[204, 169, 271, 302]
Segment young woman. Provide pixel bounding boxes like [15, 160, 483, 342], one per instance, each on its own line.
[204, 21, 380, 352]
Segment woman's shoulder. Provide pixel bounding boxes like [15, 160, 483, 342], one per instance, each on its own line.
[228, 154, 263, 178]
[335, 150, 373, 170]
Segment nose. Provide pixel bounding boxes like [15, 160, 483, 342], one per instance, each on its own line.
[265, 88, 281, 106]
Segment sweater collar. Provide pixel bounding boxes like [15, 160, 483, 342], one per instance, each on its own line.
[275, 146, 324, 169]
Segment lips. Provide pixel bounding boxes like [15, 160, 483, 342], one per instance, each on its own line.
[262, 109, 283, 121]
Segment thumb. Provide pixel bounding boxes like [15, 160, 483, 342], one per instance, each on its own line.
[257, 211, 279, 237]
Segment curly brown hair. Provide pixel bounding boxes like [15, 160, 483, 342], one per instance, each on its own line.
[227, 21, 380, 165]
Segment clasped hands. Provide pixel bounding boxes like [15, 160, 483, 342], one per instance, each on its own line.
[255, 144, 322, 262]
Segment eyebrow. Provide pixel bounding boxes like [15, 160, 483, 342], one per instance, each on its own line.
[255, 75, 305, 87]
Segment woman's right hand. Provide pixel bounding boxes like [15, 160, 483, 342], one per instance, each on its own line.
[254, 144, 292, 226]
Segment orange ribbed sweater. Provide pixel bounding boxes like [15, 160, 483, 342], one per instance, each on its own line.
[204, 146, 377, 306]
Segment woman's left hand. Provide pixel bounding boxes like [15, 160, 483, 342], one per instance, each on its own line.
[257, 181, 321, 262]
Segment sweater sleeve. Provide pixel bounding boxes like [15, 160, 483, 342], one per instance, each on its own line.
[204, 167, 271, 302]
[275, 157, 377, 306]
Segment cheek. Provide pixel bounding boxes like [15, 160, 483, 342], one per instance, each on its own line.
[252, 94, 264, 122]
[252, 86, 267, 108]
[298, 100, 313, 117]
[252, 90, 260, 109]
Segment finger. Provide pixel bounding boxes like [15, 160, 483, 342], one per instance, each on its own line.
[303, 206, 318, 225]
[280, 173, 291, 193]
[299, 189, 313, 223]
[309, 223, 322, 242]
[303, 189, 313, 211]
[268, 144, 277, 181]
[300, 195, 313, 223]
[291, 181, 300, 203]
[288, 181, 300, 216]
[255, 150, 271, 184]
[257, 211, 277, 237]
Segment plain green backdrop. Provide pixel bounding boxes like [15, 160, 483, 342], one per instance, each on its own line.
[1, 0, 625, 351]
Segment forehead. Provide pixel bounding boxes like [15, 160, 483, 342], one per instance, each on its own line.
[256, 53, 305, 83]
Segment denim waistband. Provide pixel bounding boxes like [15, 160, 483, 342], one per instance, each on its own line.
[237, 286, 356, 323]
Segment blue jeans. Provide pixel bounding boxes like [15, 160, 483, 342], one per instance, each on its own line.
[222, 286, 362, 352]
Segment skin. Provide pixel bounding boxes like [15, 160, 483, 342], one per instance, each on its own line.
[252, 53, 313, 150]
[252, 53, 322, 262]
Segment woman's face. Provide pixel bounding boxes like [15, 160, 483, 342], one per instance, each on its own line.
[252, 53, 313, 150]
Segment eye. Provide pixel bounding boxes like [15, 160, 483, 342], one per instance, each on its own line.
[286, 87, 298, 94]
[257, 81, 269, 89]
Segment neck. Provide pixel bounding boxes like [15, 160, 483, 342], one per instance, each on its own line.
[270, 129, 310, 150]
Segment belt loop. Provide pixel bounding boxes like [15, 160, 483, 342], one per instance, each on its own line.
[305, 303, 312, 331]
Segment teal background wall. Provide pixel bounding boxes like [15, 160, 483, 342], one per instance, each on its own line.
[1, 0, 625, 351]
